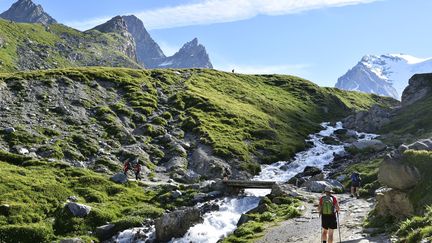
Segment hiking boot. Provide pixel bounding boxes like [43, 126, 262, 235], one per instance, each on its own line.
[350, 194, 354, 198]
[356, 195, 360, 199]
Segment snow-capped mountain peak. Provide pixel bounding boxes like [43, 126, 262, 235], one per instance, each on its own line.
[335, 53, 432, 100]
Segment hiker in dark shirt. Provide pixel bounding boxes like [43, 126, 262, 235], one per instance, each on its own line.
[350, 172, 361, 199]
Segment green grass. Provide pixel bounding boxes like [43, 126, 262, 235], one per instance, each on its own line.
[396, 206, 432, 243]
[0, 150, 165, 241]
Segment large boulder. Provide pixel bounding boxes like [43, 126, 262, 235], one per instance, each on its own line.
[402, 73, 432, 107]
[378, 155, 420, 190]
[375, 187, 414, 218]
[349, 139, 386, 152]
[165, 156, 188, 172]
[94, 224, 116, 241]
[189, 145, 230, 179]
[342, 105, 393, 132]
[110, 172, 128, 184]
[304, 179, 344, 193]
[67, 202, 91, 217]
[155, 207, 202, 242]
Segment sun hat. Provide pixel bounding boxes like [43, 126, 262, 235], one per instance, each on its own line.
[324, 186, 333, 193]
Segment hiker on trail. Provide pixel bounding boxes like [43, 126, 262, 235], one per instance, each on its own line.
[350, 172, 361, 199]
[123, 159, 130, 175]
[318, 186, 340, 243]
[134, 161, 141, 180]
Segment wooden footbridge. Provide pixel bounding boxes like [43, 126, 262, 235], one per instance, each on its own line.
[222, 180, 276, 189]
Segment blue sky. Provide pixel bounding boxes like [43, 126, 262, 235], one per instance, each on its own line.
[1, 0, 431, 87]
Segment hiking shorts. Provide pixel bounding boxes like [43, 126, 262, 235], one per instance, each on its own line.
[322, 214, 337, 229]
[352, 181, 360, 187]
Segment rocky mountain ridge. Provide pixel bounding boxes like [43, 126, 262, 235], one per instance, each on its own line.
[335, 54, 432, 100]
[0, 0, 56, 25]
[0, 0, 213, 71]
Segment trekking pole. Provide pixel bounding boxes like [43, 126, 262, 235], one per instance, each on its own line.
[337, 212, 342, 243]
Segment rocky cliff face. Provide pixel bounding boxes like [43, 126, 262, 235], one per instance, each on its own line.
[92, 16, 138, 62]
[158, 38, 213, 69]
[336, 54, 432, 100]
[0, 0, 56, 25]
[123, 15, 165, 68]
[401, 73, 432, 107]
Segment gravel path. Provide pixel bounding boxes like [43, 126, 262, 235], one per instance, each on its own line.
[257, 191, 391, 243]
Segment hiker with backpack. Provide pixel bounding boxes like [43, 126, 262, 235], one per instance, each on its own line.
[318, 186, 340, 243]
[350, 172, 361, 199]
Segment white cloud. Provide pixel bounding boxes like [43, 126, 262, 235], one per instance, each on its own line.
[67, 0, 379, 30]
[66, 16, 111, 31]
[216, 63, 311, 76]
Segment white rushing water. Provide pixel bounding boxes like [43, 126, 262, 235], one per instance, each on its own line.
[116, 122, 375, 243]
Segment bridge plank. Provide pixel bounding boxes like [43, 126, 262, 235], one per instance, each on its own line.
[223, 180, 276, 189]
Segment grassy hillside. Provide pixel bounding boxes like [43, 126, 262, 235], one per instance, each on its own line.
[0, 19, 140, 72]
[0, 67, 397, 241]
[0, 68, 395, 170]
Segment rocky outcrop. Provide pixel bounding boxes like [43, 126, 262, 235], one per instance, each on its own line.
[92, 16, 138, 62]
[375, 187, 414, 218]
[155, 207, 202, 242]
[67, 202, 91, 217]
[348, 139, 387, 152]
[123, 15, 166, 68]
[189, 145, 230, 179]
[378, 154, 420, 190]
[342, 105, 393, 132]
[401, 73, 432, 106]
[0, 0, 57, 25]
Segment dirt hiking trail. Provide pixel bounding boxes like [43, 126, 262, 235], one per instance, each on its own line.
[257, 191, 391, 243]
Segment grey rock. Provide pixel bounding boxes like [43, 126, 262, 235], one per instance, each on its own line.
[189, 145, 230, 179]
[94, 224, 116, 241]
[67, 196, 78, 202]
[350, 139, 386, 152]
[378, 155, 420, 190]
[60, 238, 84, 243]
[171, 190, 182, 199]
[237, 214, 251, 227]
[375, 187, 414, 218]
[402, 73, 432, 106]
[3, 127, 15, 133]
[17, 147, 29, 155]
[110, 172, 128, 184]
[0, 204, 10, 216]
[342, 105, 393, 132]
[67, 202, 91, 217]
[408, 141, 430, 151]
[398, 144, 409, 153]
[165, 156, 188, 172]
[155, 207, 202, 242]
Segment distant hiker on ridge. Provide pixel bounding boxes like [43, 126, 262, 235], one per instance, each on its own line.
[123, 158, 130, 175]
[134, 160, 141, 180]
[350, 171, 362, 199]
[318, 186, 340, 243]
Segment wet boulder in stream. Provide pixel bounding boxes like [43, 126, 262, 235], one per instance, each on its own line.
[155, 207, 202, 242]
